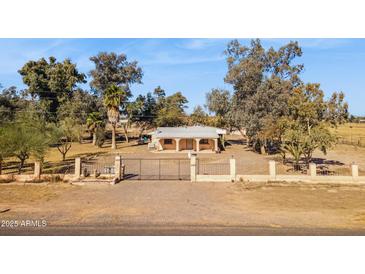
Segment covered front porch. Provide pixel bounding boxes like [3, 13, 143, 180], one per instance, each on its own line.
[156, 138, 218, 152]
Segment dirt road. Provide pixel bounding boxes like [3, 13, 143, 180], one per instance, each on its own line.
[1, 181, 365, 235]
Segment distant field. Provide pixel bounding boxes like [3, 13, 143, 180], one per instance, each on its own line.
[334, 123, 365, 146]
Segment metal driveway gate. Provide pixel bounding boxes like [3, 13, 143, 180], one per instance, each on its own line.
[122, 158, 190, 180]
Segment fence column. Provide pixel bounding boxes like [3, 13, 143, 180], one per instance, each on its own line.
[114, 156, 122, 182]
[230, 157, 236, 182]
[309, 163, 317, 177]
[190, 154, 197, 182]
[75, 157, 81, 179]
[195, 139, 201, 152]
[269, 160, 276, 179]
[214, 138, 218, 152]
[34, 161, 41, 180]
[352, 164, 359, 179]
[175, 138, 180, 152]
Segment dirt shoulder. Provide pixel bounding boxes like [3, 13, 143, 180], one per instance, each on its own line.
[1, 181, 365, 235]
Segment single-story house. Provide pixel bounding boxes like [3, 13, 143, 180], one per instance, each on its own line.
[148, 126, 226, 152]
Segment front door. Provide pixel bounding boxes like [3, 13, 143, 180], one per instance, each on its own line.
[186, 139, 193, 150]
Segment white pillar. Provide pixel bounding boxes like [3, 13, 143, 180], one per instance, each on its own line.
[175, 138, 180, 152]
[269, 160, 276, 179]
[114, 155, 122, 181]
[190, 154, 197, 182]
[34, 161, 41, 179]
[230, 158, 236, 182]
[214, 138, 218, 152]
[309, 163, 317, 177]
[352, 164, 359, 179]
[195, 138, 201, 152]
[75, 157, 81, 179]
[156, 138, 163, 151]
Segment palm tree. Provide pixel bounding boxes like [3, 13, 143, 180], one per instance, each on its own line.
[103, 85, 126, 149]
[86, 112, 104, 146]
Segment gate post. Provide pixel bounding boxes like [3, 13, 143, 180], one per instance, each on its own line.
[34, 161, 41, 180]
[352, 164, 359, 180]
[190, 154, 197, 182]
[269, 160, 276, 180]
[309, 163, 317, 177]
[75, 157, 81, 180]
[229, 157, 236, 182]
[114, 155, 122, 183]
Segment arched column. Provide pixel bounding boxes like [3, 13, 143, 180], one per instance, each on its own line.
[195, 138, 201, 152]
[214, 138, 218, 152]
[175, 138, 181, 152]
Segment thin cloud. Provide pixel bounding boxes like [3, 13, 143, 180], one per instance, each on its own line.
[262, 38, 351, 49]
[178, 38, 229, 50]
[143, 51, 225, 65]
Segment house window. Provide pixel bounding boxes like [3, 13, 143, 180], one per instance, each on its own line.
[200, 139, 209, 144]
[164, 139, 173, 145]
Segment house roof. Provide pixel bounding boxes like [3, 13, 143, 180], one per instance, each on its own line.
[149, 126, 226, 139]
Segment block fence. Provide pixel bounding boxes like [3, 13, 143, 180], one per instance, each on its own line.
[1, 156, 364, 184]
[191, 156, 365, 184]
[0, 157, 125, 184]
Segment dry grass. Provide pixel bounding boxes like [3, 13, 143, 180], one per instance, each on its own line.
[2, 182, 365, 231]
[333, 123, 365, 146]
[0, 184, 74, 204]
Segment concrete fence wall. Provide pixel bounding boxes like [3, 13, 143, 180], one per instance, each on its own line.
[191, 156, 365, 184]
[2, 157, 365, 185]
[0, 164, 74, 182]
[237, 161, 365, 184]
[0, 157, 123, 184]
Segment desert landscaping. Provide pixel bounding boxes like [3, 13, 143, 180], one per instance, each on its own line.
[2, 180, 365, 235]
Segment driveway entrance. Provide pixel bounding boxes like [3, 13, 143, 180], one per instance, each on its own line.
[122, 158, 190, 180]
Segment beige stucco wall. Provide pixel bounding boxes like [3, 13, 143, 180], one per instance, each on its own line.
[199, 139, 214, 151]
[179, 139, 192, 150]
[158, 138, 215, 151]
[159, 139, 177, 150]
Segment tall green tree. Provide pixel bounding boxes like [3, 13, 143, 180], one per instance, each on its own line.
[155, 92, 188, 127]
[103, 85, 126, 149]
[52, 118, 79, 161]
[89, 52, 143, 145]
[190, 105, 208, 125]
[86, 112, 105, 146]
[18, 57, 86, 120]
[206, 88, 231, 129]
[0, 126, 13, 175]
[0, 86, 27, 124]
[57, 89, 104, 143]
[127, 92, 157, 136]
[224, 39, 303, 152]
[5, 110, 54, 173]
[89, 52, 143, 95]
[281, 83, 347, 165]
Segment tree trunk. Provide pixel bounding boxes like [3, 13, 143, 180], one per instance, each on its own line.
[18, 158, 25, 174]
[92, 132, 96, 146]
[111, 125, 116, 150]
[62, 153, 66, 161]
[0, 160, 2, 175]
[237, 128, 246, 139]
[123, 124, 129, 143]
[260, 144, 266, 155]
[139, 127, 145, 138]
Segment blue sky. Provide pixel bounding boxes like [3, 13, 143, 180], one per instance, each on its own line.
[0, 38, 364, 116]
